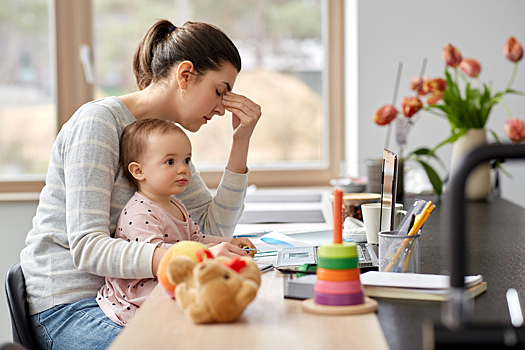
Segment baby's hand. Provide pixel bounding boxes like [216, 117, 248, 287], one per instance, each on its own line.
[209, 242, 247, 258]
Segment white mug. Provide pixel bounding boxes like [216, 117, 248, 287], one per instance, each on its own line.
[361, 203, 406, 244]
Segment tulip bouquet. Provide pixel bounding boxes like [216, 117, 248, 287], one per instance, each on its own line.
[372, 36, 525, 196]
[372, 63, 447, 196]
[428, 37, 525, 149]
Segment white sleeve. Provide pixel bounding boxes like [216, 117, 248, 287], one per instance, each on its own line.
[177, 163, 248, 238]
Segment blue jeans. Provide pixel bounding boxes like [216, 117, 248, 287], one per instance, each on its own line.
[30, 298, 122, 350]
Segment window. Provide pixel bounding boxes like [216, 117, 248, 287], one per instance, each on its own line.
[1, 0, 343, 192]
[0, 0, 56, 189]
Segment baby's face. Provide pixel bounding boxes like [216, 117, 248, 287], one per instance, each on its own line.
[139, 132, 192, 196]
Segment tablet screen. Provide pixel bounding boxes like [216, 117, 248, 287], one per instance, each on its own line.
[380, 149, 398, 231]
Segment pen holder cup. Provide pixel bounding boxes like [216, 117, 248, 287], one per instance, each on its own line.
[378, 231, 421, 273]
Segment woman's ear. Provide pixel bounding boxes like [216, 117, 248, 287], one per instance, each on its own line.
[176, 61, 195, 90]
[128, 162, 145, 181]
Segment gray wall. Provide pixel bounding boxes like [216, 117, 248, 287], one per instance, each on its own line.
[1, 200, 38, 344]
[345, 0, 525, 208]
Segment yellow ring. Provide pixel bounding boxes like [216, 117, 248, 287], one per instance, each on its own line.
[318, 242, 358, 259]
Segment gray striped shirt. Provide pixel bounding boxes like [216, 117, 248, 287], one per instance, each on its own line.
[20, 96, 247, 316]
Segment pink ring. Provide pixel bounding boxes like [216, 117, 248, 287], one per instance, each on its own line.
[314, 280, 362, 295]
[314, 291, 364, 306]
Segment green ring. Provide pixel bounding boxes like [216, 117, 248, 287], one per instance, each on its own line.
[317, 256, 359, 270]
[318, 242, 358, 259]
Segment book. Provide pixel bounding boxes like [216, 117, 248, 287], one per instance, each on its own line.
[360, 272, 486, 301]
[363, 281, 487, 301]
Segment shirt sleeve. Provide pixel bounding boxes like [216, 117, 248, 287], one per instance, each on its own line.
[63, 108, 157, 279]
[177, 163, 248, 238]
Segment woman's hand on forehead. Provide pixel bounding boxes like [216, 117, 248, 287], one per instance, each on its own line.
[222, 91, 262, 143]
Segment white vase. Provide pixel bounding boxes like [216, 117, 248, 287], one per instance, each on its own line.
[450, 128, 491, 201]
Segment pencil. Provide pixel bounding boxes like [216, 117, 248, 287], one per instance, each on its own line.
[384, 201, 433, 272]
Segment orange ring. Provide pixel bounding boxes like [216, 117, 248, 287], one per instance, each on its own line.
[316, 267, 360, 281]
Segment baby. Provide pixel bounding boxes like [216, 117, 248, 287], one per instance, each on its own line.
[97, 118, 254, 326]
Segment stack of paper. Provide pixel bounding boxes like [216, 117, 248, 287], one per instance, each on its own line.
[360, 272, 487, 301]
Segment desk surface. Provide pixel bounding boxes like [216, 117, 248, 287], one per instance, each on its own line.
[109, 193, 525, 350]
[109, 270, 389, 350]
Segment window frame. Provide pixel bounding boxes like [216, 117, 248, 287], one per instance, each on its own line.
[1, 0, 344, 193]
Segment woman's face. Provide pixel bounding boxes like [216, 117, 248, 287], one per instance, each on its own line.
[177, 63, 238, 132]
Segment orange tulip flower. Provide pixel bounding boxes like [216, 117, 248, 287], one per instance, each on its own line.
[372, 105, 398, 125]
[427, 93, 443, 105]
[504, 118, 525, 144]
[401, 96, 423, 118]
[409, 77, 424, 94]
[442, 44, 462, 68]
[459, 58, 482, 78]
[503, 36, 523, 63]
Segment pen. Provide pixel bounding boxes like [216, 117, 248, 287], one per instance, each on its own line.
[384, 202, 434, 272]
[401, 237, 418, 272]
[400, 205, 436, 272]
[394, 237, 417, 273]
[407, 214, 416, 233]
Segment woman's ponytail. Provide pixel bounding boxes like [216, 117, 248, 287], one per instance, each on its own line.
[132, 19, 241, 90]
[132, 19, 173, 90]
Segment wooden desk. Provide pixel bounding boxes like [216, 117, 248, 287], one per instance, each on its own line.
[109, 194, 525, 350]
[109, 270, 389, 350]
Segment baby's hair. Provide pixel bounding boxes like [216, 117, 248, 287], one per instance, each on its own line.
[120, 118, 187, 190]
[133, 19, 242, 90]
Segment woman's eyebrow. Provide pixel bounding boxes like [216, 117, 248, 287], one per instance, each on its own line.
[223, 82, 231, 92]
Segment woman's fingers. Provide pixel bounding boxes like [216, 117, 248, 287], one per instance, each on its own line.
[222, 93, 261, 122]
[223, 92, 261, 114]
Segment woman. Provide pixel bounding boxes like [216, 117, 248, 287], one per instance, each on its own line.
[20, 19, 261, 350]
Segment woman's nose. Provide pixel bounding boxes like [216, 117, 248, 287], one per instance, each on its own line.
[216, 102, 226, 116]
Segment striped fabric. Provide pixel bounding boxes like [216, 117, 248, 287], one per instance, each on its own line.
[20, 96, 248, 316]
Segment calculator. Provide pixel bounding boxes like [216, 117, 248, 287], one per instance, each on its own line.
[275, 246, 317, 269]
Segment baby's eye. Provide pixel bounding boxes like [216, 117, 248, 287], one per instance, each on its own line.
[184, 157, 191, 165]
[166, 159, 174, 165]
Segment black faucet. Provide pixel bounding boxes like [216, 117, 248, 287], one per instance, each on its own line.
[445, 143, 525, 329]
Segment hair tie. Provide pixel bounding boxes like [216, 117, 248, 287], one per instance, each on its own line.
[168, 25, 177, 35]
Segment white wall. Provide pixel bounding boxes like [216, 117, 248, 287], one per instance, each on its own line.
[346, 0, 525, 208]
[0, 200, 38, 344]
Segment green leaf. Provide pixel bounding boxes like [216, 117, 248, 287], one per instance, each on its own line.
[406, 147, 447, 170]
[507, 89, 525, 96]
[487, 128, 500, 143]
[412, 158, 443, 196]
[428, 128, 469, 157]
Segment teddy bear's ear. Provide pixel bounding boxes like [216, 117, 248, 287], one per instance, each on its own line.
[167, 255, 196, 286]
[237, 257, 261, 286]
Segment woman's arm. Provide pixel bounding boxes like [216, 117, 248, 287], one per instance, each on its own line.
[178, 165, 247, 238]
[63, 103, 157, 279]
[178, 93, 261, 238]
[223, 91, 262, 174]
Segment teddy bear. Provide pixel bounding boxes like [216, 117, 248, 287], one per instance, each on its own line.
[157, 241, 261, 324]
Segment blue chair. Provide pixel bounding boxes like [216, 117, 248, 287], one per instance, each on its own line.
[5, 263, 39, 350]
